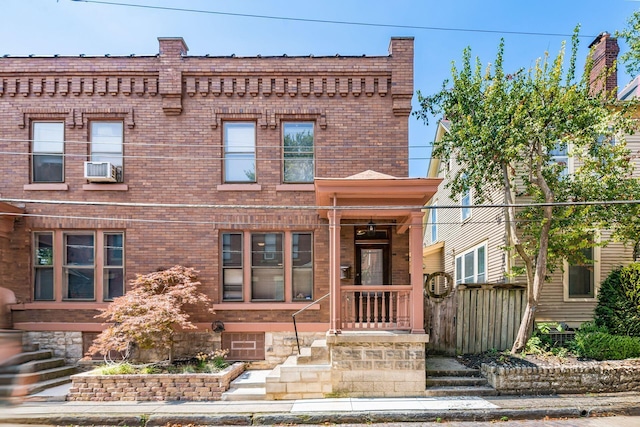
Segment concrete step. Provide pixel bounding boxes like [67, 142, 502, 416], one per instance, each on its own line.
[427, 375, 489, 387]
[221, 369, 270, 401]
[221, 386, 266, 401]
[424, 385, 498, 397]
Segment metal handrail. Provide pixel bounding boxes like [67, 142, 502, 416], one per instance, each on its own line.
[292, 292, 330, 355]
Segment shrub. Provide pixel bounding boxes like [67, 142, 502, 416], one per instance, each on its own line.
[87, 265, 214, 363]
[572, 323, 640, 360]
[594, 263, 640, 336]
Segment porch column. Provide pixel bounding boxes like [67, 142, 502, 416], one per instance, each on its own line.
[409, 212, 425, 334]
[328, 210, 342, 334]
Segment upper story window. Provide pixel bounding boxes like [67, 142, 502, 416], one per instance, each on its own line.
[283, 122, 314, 183]
[455, 242, 486, 285]
[224, 122, 256, 183]
[430, 203, 438, 244]
[461, 187, 472, 222]
[91, 121, 124, 169]
[550, 143, 569, 177]
[32, 122, 64, 183]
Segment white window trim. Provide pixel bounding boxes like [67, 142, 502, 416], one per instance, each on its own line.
[430, 202, 438, 244]
[455, 241, 487, 285]
[563, 241, 601, 302]
[460, 188, 472, 222]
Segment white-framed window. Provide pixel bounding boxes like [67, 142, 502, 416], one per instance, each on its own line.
[32, 230, 124, 302]
[91, 121, 124, 168]
[429, 203, 437, 244]
[224, 122, 256, 183]
[550, 143, 569, 177]
[283, 122, 314, 183]
[455, 242, 486, 285]
[32, 122, 64, 183]
[220, 231, 314, 302]
[564, 241, 600, 301]
[461, 187, 472, 221]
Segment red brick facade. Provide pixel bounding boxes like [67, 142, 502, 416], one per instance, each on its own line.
[0, 37, 415, 360]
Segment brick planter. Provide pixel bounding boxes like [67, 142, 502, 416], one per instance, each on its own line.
[68, 362, 244, 401]
[481, 359, 640, 395]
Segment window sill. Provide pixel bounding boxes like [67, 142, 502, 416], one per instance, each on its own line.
[275, 184, 315, 192]
[10, 302, 110, 310]
[212, 302, 320, 311]
[83, 183, 129, 191]
[23, 183, 69, 191]
[217, 184, 262, 191]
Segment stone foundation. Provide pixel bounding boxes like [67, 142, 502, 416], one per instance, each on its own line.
[67, 362, 244, 401]
[327, 332, 428, 397]
[481, 359, 640, 394]
[23, 331, 83, 364]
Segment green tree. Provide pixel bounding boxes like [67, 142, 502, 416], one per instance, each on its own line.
[415, 29, 639, 353]
[88, 265, 214, 363]
[617, 9, 640, 77]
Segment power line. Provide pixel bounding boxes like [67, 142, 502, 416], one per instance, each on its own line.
[0, 150, 433, 162]
[3, 197, 640, 211]
[69, 0, 597, 39]
[0, 211, 598, 227]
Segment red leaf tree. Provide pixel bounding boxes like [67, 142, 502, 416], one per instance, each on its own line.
[88, 265, 214, 363]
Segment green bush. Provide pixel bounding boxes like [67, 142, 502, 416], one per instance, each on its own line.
[594, 263, 640, 336]
[572, 324, 640, 360]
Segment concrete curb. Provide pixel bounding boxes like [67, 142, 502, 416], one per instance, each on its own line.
[2, 402, 640, 426]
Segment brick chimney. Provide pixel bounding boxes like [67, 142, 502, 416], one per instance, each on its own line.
[588, 32, 619, 97]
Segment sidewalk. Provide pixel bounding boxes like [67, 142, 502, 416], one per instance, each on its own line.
[1, 385, 640, 426]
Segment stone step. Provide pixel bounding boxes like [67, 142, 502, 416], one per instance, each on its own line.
[426, 368, 481, 377]
[0, 350, 54, 373]
[0, 365, 76, 387]
[0, 374, 72, 398]
[426, 375, 489, 387]
[221, 386, 267, 401]
[424, 385, 498, 397]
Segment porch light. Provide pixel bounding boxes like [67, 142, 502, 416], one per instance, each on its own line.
[367, 219, 376, 236]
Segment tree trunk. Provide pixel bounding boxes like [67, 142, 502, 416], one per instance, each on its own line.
[511, 156, 555, 353]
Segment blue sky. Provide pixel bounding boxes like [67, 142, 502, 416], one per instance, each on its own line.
[2, 0, 639, 176]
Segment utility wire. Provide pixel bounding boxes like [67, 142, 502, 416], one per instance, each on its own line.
[3, 197, 640, 211]
[69, 0, 597, 39]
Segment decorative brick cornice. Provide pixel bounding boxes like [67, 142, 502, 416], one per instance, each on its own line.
[185, 75, 390, 99]
[1, 76, 158, 98]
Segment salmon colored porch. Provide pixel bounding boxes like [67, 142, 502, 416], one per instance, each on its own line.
[315, 170, 442, 334]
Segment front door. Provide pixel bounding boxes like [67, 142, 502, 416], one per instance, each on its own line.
[354, 226, 390, 322]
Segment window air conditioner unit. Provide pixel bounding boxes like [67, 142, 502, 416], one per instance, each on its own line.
[84, 161, 117, 182]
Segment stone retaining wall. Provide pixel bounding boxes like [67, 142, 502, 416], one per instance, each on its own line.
[67, 362, 244, 401]
[481, 359, 640, 395]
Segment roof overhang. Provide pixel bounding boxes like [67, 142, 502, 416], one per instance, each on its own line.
[315, 172, 442, 220]
[0, 202, 24, 238]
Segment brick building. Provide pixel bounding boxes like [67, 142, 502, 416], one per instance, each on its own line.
[0, 37, 439, 373]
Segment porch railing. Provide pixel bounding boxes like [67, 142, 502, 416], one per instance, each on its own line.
[292, 292, 330, 354]
[340, 285, 412, 331]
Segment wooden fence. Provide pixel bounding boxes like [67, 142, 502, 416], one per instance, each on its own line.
[425, 283, 527, 355]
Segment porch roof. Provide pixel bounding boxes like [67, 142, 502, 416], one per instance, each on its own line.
[0, 202, 24, 238]
[314, 170, 442, 220]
